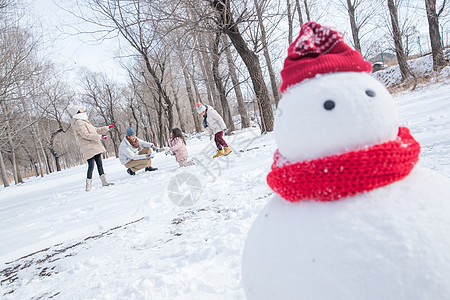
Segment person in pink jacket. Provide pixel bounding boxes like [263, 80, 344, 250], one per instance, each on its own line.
[167, 128, 194, 167]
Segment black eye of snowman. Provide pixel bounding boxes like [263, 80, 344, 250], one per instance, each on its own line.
[323, 100, 335, 111]
[366, 89, 376, 97]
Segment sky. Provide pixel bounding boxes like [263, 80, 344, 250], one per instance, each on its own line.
[30, 0, 129, 83]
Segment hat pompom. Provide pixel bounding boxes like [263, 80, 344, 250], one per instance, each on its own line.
[280, 22, 372, 93]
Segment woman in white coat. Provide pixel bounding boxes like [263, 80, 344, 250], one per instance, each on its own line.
[196, 102, 231, 158]
[67, 104, 114, 191]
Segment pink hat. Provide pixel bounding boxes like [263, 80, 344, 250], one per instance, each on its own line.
[196, 102, 206, 114]
[280, 22, 372, 93]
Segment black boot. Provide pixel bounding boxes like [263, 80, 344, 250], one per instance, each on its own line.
[127, 168, 136, 175]
[145, 166, 158, 172]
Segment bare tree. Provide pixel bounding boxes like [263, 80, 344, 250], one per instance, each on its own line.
[78, 69, 123, 157]
[0, 150, 8, 187]
[76, 0, 175, 134]
[176, 38, 203, 133]
[211, 0, 274, 132]
[167, 62, 188, 133]
[222, 34, 250, 129]
[304, 0, 312, 21]
[425, 0, 447, 71]
[38, 73, 73, 172]
[210, 32, 235, 132]
[196, 32, 224, 116]
[295, 0, 305, 25]
[387, 0, 416, 83]
[254, 0, 281, 105]
[287, 0, 294, 43]
[0, 19, 42, 185]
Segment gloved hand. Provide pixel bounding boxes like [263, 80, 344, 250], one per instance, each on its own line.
[101, 135, 108, 140]
[146, 153, 154, 159]
[108, 124, 115, 129]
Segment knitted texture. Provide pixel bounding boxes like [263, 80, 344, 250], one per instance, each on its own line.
[280, 22, 372, 93]
[267, 127, 420, 202]
[196, 102, 206, 114]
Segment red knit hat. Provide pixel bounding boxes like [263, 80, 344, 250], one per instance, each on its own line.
[280, 22, 373, 93]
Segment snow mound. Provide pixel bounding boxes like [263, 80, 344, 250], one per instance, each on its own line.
[372, 49, 450, 88]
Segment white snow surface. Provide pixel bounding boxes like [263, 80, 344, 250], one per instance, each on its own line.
[1, 80, 450, 299]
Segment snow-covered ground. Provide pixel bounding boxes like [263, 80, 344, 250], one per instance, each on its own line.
[1, 80, 450, 298]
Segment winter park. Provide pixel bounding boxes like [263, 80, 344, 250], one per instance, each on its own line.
[1, 0, 450, 299]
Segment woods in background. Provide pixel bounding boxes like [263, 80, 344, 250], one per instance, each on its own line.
[0, 0, 448, 187]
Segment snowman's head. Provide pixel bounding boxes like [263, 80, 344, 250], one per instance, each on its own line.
[275, 72, 399, 162]
[276, 22, 398, 162]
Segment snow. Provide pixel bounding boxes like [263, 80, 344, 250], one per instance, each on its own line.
[1, 82, 450, 299]
[372, 49, 450, 88]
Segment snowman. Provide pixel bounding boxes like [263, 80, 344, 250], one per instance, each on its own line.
[242, 22, 450, 300]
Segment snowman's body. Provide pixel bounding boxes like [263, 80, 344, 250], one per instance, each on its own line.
[242, 72, 450, 299]
[243, 167, 450, 300]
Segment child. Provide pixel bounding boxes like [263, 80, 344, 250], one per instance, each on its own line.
[196, 102, 231, 158]
[167, 128, 195, 167]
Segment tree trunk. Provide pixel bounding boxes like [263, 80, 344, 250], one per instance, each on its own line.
[254, 0, 281, 106]
[196, 50, 213, 106]
[156, 95, 165, 147]
[304, 0, 311, 21]
[295, 0, 304, 25]
[212, 0, 274, 132]
[190, 66, 203, 108]
[30, 157, 39, 177]
[168, 66, 187, 132]
[34, 123, 50, 175]
[32, 126, 45, 177]
[0, 151, 9, 188]
[387, 0, 415, 82]
[197, 33, 223, 116]
[179, 50, 203, 132]
[48, 127, 63, 172]
[346, 0, 362, 53]
[7, 128, 18, 184]
[142, 54, 174, 132]
[287, 0, 294, 44]
[173, 90, 187, 133]
[211, 33, 236, 133]
[105, 86, 120, 158]
[45, 150, 53, 173]
[19, 95, 45, 177]
[15, 158, 23, 183]
[425, 0, 446, 71]
[222, 34, 250, 129]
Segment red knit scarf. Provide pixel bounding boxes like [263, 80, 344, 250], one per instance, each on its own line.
[267, 127, 420, 202]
